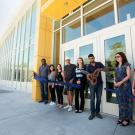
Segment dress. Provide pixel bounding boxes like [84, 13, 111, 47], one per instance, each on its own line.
[115, 62, 132, 120]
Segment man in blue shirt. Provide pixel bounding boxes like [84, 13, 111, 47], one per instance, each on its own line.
[86, 54, 105, 120]
[38, 58, 49, 104]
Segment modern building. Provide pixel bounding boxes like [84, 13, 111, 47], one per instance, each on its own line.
[0, 0, 135, 119]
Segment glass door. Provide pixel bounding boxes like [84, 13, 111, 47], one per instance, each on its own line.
[61, 37, 97, 109]
[100, 26, 133, 116]
[61, 43, 76, 66]
[76, 37, 97, 108]
[131, 25, 135, 120]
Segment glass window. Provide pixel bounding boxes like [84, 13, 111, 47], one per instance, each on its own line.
[30, 2, 37, 45]
[24, 9, 32, 47]
[84, 2, 115, 35]
[79, 44, 93, 64]
[64, 49, 74, 64]
[62, 19, 81, 43]
[53, 30, 60, 66]
[20, 17, 26, 50]
[79, 44, 93, 99]
[62, 10, 80, 26]
[104, 35, 126, 104]
[22, 49, 29, 82]
[83, 0, 107, 14]
[118, 0, 135, 22]
[28, 47, 34, 82]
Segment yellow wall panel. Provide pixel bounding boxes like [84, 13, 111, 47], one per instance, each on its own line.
[41, 0, 86, 19]
[32, 13, 53, 101]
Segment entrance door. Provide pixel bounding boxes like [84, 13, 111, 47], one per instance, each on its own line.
[100, 26, 133, 116]
[61, 36, 97, 109]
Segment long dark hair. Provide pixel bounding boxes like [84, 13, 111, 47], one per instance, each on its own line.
[56, 64, 63, 76]
[77, 57, 85, 67]
[57, 64, 62, 71]
[115, 52, 128, 67]
[49, 64, 55, 74]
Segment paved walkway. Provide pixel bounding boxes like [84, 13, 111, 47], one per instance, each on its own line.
[0, 89, 135, 135]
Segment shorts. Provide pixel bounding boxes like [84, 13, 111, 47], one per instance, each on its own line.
[64, 85, 74, 91]
[64, 80, 74, 91]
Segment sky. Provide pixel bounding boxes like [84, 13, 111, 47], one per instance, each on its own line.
[0, 0, 27, 39]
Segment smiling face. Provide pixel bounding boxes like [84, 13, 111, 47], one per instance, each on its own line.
[50, 65, 54, 71]
[77, 58, 84, 67]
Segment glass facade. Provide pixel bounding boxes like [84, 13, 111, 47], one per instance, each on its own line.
[118, 0, 135, 22]
[84, 2, 115, 35]
[54, 0, 135, 44]
[62, 19, 81, 43]
[0, 1, 37, 86]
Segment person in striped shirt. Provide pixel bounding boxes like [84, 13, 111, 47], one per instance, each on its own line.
[74, 57, 87, 113]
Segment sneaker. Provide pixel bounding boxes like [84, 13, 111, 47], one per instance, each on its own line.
[64, 105, 69, 109]
[96, 113, 103, 119]
[49, 102, 53, 105]
[88, 114, 95, 120]
[44, 101, 48, 104]
[79, 110, 83, 113]
[75, 110, 79, 113]
[50, 102, 56, 105]
[68, 106, 73, 112]
[59, 105, 63, 109]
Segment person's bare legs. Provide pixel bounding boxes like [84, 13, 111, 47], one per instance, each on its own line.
[69, 91, 73, 105]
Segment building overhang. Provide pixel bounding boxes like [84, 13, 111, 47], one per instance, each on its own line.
[41, 0, 87, 20]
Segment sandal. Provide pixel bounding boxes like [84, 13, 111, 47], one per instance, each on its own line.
[121, 120, 130, 126]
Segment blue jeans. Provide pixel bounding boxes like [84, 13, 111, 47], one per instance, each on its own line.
[89, 83, 103, 114]
[40, 82, 48, 102]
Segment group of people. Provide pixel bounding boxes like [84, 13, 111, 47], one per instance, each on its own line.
[35, 52, 135, 127]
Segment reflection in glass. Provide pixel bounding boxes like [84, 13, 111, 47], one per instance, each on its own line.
[62, 19, 81, 43]
[64, 49, 74, 64]
[84, 2, 115, 35]
[79, 44, 93, 64]
[22, 49, 29, 82]
[28, 47, 34, 82]
[118, 0, 135, 22]
[104, 35, 126, 104]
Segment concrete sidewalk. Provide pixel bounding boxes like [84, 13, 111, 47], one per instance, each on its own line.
[0, 89, 134, 135]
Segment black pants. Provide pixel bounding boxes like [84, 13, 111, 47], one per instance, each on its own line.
[89, 83, 103, 114]
[56, 85, 64, 105]
[40, 82, 48, 102]
[75, 87, 85, 111]
[49, 85, 56, 102]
